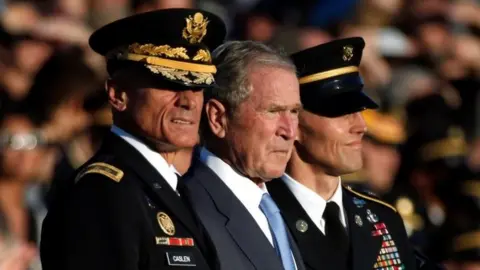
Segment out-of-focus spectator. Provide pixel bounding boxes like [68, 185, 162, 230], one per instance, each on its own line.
[132, 0, 193, 13]
[0, 243, 37, 270]
[0, 110, 48, 270]
[24, 47, 98, 144]
[0, 2, 40, 35]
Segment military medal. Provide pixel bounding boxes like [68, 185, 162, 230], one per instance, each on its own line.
[366, 209, 379, 223]
[157, 212, 176, 236]
[371, 221, 404, 269]
[156, 237, 195, 246]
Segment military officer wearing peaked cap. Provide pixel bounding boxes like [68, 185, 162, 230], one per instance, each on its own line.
[40, 9, 226, 270]
[267, 37, 423, 270]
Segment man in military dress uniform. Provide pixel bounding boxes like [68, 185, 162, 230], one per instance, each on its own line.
[40, 9, 226, 270]
[266, 38, 418, 270]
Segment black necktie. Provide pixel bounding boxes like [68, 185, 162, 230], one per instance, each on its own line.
[324, 202, 349, 256]
[175, 173, 182, 196]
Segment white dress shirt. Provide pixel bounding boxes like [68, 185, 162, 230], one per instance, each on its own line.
[111, 125, 179, 191]
[282, 174, 347, 235]
[199, 147, 274, 245]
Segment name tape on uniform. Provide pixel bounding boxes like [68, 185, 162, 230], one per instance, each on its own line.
[166, 252, 196, 267]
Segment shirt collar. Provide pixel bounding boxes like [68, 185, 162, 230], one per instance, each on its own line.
[111, 125, 179, 190]
[199, 147, 268, 210]
[282, 174, 346, 227]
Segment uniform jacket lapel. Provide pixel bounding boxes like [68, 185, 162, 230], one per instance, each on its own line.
[267, 179, 331, 270]
[342, 186, 383, 270]
[287, 229, 306, 270]
[101, 133, 203, 244]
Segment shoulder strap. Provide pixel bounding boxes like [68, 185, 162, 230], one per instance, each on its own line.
[75, 162, 124, 183]
[343, 185, 397, 212]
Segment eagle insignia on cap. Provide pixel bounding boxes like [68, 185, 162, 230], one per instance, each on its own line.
[183, 12, 209, 44]
[342, 45, 354, 61]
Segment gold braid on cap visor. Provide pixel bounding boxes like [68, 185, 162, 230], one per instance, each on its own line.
[299, 66, 359, 84]
[109, 43, 216, 85]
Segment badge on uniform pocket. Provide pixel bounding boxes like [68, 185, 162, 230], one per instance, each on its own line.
[166, 252, 196, 267]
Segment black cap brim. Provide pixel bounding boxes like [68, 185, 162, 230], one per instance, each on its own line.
[303, 91, 378, 117]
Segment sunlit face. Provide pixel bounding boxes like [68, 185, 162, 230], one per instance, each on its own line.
[224, 65, 301, 181]
[296, 110, 367, 176]
[126, 87, 203, 150]
[109, 71, 203, 151]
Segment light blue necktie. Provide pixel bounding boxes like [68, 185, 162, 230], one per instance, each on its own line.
[259, 193, 296, 270]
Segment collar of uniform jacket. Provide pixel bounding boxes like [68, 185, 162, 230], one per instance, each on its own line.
[282, 174, 347, 234]
[111, 125, 179, 190]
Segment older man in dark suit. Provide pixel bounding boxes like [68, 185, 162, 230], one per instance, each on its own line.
[183, 40, 304, 270]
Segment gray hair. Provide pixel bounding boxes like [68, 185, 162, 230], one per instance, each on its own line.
[206, 40, 296, 114]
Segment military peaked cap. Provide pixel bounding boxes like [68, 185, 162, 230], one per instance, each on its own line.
[291, 37, 378, 116]
[89, 8, 227, 88]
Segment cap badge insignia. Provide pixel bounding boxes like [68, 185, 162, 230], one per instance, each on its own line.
[183, 12, 209, 44]
[342, 45, 354, 61]
[157, 212, 176, 236]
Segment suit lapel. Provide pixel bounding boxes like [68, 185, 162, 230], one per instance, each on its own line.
[101, 133, 202, 241]
[287, 229, 306, 270]
[267, 179, 330, 270]
[189, 160, 284, 270]
[343, 186, 383, 270]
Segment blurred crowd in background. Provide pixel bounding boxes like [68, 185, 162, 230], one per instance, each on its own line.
[0, 0, 479, 269]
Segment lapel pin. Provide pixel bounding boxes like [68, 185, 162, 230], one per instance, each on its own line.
[366, 209, 379, 223]
[353, 197, 366, 208]
[157, 212, 176, 236]
[145, 196, 156, 209]
[354, 215, 363, 227]
[296, 219, 308, 233]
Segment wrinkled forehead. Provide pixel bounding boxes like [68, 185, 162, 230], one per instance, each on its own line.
[247, 66, 300, 105]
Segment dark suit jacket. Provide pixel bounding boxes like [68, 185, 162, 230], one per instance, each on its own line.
[183, 159, 306, 270]
[40, 132, 214, 270]
[267, 179, 418, 270]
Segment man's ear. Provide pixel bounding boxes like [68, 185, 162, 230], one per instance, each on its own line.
[106, 79, 128, 111]
[205, 99, 228, 139]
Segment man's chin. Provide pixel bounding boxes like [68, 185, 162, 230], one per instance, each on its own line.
[262, 167, 287, 181]
[332, 163, 363, 177]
